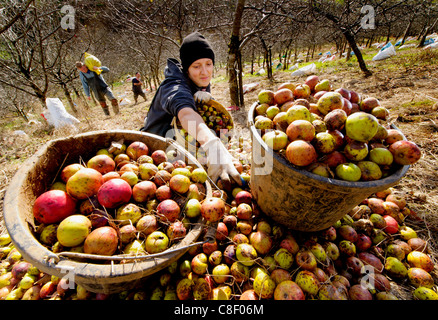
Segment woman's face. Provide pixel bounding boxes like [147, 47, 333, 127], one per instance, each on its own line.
[187, 58, 213, 88]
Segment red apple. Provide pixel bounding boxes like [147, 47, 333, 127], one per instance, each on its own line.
[33, 190, 77, 224]
[97, 178, 132, 208]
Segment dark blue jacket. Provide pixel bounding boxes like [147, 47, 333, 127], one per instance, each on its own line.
[141, 58, 209, 137]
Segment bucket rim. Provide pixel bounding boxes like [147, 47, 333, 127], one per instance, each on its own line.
[248, 102, 410, 190]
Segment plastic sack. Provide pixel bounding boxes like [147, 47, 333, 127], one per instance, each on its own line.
[243, 82, 260, 94]
[372, 43, 396, 61]
[291, 63, 316, 76]
[379, 42, 393, 51]
[43, 98, 80, 128]
[84, 52, 102, 75]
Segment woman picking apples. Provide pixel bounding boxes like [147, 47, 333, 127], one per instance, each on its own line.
[141, 32, 242, 187]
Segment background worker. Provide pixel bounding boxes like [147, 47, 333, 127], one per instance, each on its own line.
[76, 62, 119, 116]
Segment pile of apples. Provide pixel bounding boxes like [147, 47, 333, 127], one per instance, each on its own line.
[31, 140, 214, 260]
[1, 156, 437, 300]
[196, 103, 233, 134]
[253, 76, 422, 182]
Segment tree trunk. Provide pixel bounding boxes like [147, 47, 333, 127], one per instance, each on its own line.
[62, 83, 77, 113]
[342, 29, 372, 76]
[227, 0, 245, 108]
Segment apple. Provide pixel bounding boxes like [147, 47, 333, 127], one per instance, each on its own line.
[249, 231, 273, 256]
[266, 105, 280, 119]
[169, 174, 191, 194]
[191, 253, 208, 275]
[344, 140, 369, 161]
[212, 264, 230, 284]
[83, 226, 118, 256]
[286, 140, 317, 166]
[285, 105, 312, 124]
[335, 163, 362, 181]
[308, 162, 331, 178]
[66, 168, 104, 200]
[305, 75, 319, 91]
[126, 141, 149, 160]
[345, 112, 379, 142]
[408, 268, 434, 288]
[274, 89, 294, 106]
[56, 214, 91, 247]
[145, 231, 169, 254]
[156, 199, 180, 222]
[349, 284, 372, 300]
[335, 87, 351, 100]
[97, 178, 132, 208]
[278, 82, 296, 92]
[167, 220, 187, 240]
[255, 103, 269, 115]
[234, 190, 252, 205]
[33, 190, 77, 224]
[86, 154, 116, 175]
[273, 112, 289, 131]
[120, 171, 138, 187]
[201, 197, 225, 222]
[136, 214, 157, 238]
[312, 119, 327, 133]
[280, 100, 295, 112]
[308, 242, 327, 263]
[338, 240, 356, 256]
[253, 273, 276, 299]
[321, 151, 347, 168]
[235, 243, 257, 266]
[316, 92, 343, 115]
[102, 171, 120, 182]
[185, 198, 201, 218]
[132, 180, 157, 202]
[280, 234, 300, 255]
[389, 140, 422, 165]
[369, 147, 394, 166]
[270, 268, 291, 285]
[293, 84, 310, 99]
[313, 132, 337, 154]
[384, 257, 408, 278]
[385, 129, 404, 144]
[191, 168, 208, 183]
[324, 242, 340, 260]
[295, 249, 317, 271]
[61, 163, 85, 183]
[286, 120, 315, 141]
[324, 109, 347, 131]
[274, 280, 305, 300]
[371, 106, 389, 120]
[262, 130, 288, 151]
[360, 97, 380, 113]
[138, 163, 158, 180]
[357, 161, 383, 181]
[254, 116, 273, 130]
[407, 251, 434, 272]
[118, 163, 139, 175]
[314, 79, 331, 92]
[154, 170, 172, 186]
[356, 233, 372, 252]
[349, 90, 361, 104]
[338, 225, 358, 242]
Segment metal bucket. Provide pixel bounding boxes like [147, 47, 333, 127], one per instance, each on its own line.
[3, 130, 212, 294]
[248, 103, 410, 232]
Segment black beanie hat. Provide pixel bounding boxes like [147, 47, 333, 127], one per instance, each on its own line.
[180, 32, 215, 72]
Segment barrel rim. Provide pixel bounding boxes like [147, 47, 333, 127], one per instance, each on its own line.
[248, 102, 410, 190]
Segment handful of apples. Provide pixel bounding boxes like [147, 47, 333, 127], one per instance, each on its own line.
[253, 76, 422, 182]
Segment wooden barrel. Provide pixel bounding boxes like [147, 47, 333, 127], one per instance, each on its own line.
[3, 130, 211, 294]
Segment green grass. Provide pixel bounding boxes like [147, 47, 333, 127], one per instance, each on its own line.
[400, 99, 435, 109]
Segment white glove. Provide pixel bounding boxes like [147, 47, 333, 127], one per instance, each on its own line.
[201, 137, 242, 186]
[194, 91, 212, 104]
